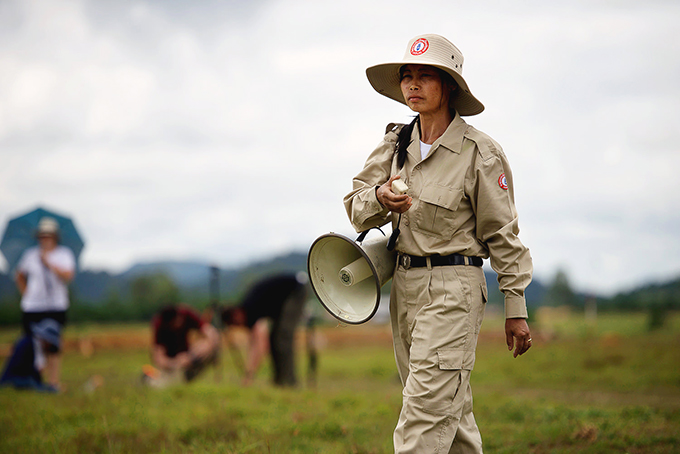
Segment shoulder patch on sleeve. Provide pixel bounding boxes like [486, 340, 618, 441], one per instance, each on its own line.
[464, 125, 502, 162]
[498, 173, 509, 190]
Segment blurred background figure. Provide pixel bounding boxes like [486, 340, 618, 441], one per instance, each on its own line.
[0, 318, 61, 393]
[146, 304, 220, 386]
[221, 272, 308, 387]
[13, 217, 76, 391]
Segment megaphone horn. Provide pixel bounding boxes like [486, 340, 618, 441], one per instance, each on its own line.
[307, 232, 396, 324]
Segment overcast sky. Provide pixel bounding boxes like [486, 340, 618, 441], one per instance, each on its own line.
[1, 0, 679, 295]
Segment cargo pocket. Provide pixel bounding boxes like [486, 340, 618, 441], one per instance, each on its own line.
[437, 348, 475, 371]
[414, 185, 463, 239]
[475, 283, 488, 334]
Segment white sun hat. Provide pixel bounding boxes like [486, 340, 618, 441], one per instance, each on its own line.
[366, 34, 484, 116]
[36, 216, 60, 236]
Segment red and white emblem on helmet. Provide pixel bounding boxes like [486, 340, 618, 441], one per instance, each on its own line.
[410, 38, 429, 55]
[498, 173, 508, 190]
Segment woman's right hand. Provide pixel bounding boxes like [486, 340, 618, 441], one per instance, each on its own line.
[377, 175, 412, 214]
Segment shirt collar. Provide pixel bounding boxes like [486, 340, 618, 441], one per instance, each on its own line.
[408, 112, 468, 158]
[435, 112, 468, 154]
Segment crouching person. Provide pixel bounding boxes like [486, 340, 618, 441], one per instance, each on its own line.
[147, 304, 220, 385]
[0, 319, 62, 393]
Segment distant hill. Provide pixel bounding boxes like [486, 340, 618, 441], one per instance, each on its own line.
[121, 261, 219, 289]
[71, 270, 123, 304]
[0, 272, 18, 302]
[67, 251, 310, 305]
[603, 276, 680, 310]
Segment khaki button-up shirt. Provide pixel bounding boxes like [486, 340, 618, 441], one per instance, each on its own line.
[343, 113, 532, 318]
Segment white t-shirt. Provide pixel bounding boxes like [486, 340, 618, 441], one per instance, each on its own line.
[420, 140, 432, 160]
[17, 245, 76, 312]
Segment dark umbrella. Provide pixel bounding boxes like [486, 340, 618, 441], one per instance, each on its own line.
[0, 206, 85, 272]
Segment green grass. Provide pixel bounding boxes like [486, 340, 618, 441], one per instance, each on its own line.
[1, 311, 679, 453]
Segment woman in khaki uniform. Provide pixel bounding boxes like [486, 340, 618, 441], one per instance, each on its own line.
[344, 34, 533, 453]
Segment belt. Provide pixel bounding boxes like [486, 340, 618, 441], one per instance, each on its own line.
[399, 253, 483, 269]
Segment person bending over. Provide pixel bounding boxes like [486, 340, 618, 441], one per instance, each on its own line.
[221, 272, 308, 387]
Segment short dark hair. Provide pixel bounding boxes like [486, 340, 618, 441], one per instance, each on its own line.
[159, 305, 179, 324]
[221, 307, 236, 325]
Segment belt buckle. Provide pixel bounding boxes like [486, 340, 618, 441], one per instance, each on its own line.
[400, 254, 411, 270]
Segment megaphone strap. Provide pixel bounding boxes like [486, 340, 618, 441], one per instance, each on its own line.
[387, 214, 401, 251]
[356, 226, 386, 243]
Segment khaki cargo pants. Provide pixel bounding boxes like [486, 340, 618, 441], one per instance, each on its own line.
[390, 259, 487, 454]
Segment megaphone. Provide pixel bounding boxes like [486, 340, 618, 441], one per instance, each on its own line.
[307, 232, 396, 324]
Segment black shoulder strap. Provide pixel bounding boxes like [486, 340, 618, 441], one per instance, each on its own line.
[356, 226, 385, 243]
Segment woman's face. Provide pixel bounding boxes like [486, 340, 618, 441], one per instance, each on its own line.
[400, 64, 451, 116]
[38, 234, 57, 250]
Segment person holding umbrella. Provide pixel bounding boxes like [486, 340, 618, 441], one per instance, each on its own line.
[14, 216, 75, 391]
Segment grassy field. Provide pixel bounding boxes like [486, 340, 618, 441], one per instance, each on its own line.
[1, 309, 679, 453]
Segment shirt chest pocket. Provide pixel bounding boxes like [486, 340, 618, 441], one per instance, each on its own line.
[413, 184, 464, 239]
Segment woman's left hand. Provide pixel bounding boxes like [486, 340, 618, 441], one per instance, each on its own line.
[505, 318, 532, 358]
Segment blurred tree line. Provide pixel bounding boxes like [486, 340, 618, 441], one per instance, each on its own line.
[0, 273, 220, 326]
[540, 268, 680, 330]
[0, 254, 306, 326]
[1, 265, 679, 329]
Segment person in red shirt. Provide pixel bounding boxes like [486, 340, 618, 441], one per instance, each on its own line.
[150, 304, 220, 382]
